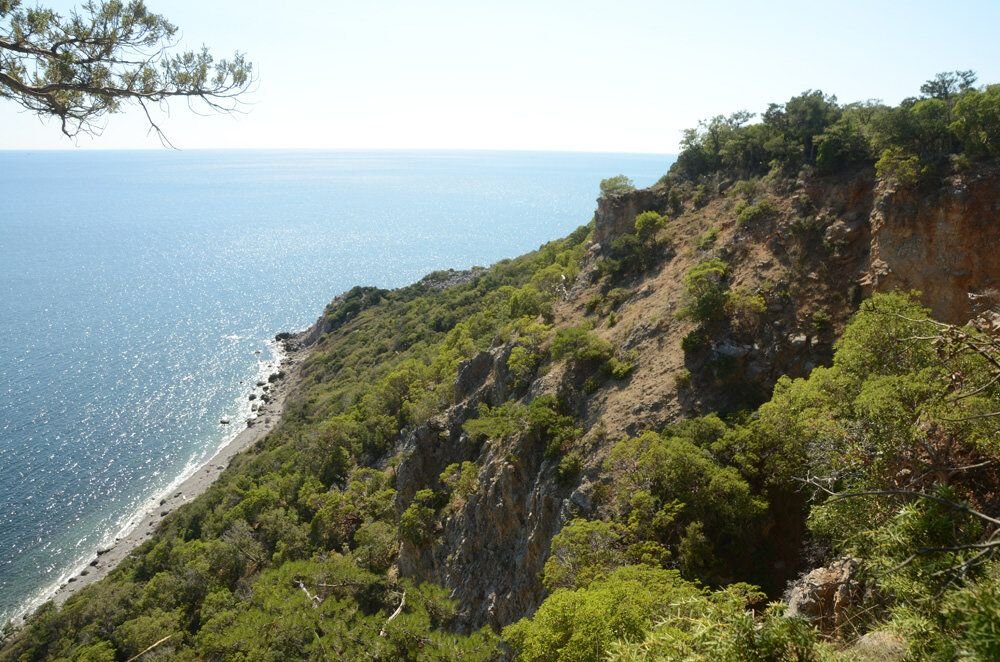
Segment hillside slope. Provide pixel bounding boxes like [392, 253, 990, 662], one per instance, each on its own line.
[389, 162, 1000, 630]
[4, 75, 999, 661]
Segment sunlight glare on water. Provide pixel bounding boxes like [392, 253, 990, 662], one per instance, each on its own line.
[0, 149, 672, 622]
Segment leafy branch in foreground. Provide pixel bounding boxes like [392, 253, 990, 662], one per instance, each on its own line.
[0, 0, 252, 143]
[803, 297, 1000, 584]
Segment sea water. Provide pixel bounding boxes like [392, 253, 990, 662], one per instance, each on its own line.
[0, 149, 671, 622]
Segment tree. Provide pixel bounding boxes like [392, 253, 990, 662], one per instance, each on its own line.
[678, 258, 729, 322]
[951, 84, 1000, 158]
[633, 210, 665, 243]
[920, 70, 977, 100]
[766, 90, 841, 166]
[0, 0, 252, 142]
[599, 174, 635, 197]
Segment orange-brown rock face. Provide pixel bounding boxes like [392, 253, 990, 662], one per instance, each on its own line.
[592, 186, 669, 246]
[867, 168, 1000, 324]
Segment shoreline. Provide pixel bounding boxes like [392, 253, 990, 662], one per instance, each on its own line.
[36, 336, 310, 613]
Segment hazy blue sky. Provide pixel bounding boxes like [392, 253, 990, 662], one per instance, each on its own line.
[4, 0, 999, 152]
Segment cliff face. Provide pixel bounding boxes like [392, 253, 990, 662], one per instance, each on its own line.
[866, 167, 1000, 324]
[389, 164, 999, 630]
[394, 344, 571, 629]
[592, 186, 669, 247]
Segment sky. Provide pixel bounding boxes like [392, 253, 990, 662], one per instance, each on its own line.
[3, 0, 1000, 152]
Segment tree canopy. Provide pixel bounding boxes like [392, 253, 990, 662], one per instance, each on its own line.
[669, 70, 1000, 185]
[0, 0, 252, 141]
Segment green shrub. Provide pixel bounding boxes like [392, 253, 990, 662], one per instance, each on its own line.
[728, 178, 760, 199]
[633, 210, 666, 242]
[789, 214, 823, 239]
[353, 521, 397, 572]
[724, 288, 766, 332]
[507, 345, 540, 388]
[440, 461, 479, 513]
[815, 113, 872, 173]
[542, 519, 627, 591]
[595, 256, 623, 281]
[463, 401, 529, 442]
[603, 431, 765, 585]
[585, 288, 631, 317]
[697, 226, 719, 249]
[463, 397, 579, 460]
[691, 184, 709, 208]
[608, 356, 635, 380]
[505, 566, 821, 662]
[508, 284, 552, 321]
[950, 84, 1000, 159]
[875, 146, 927, 186]
[735, 197, 777, 226]
[674, 368, 692, 389]
[552, 325, 635, 386]
[505, 566, 703, 662]
[811, 308, 832, 333]
[605, 288, 631, 309]
[667, 71, 994, 187]
[528, 395, 581, 458]
[399, 489, 441, 546]
[600, 212, 668, 281]
[667, 188, 684, 215]
[678, 259, 729, 322]
[681, 328, 711, 353]
[552, 325, 614, 365]
[557, 450, 583, 485]
[609, 232, 642, 262]
[599, 175, 635, 196]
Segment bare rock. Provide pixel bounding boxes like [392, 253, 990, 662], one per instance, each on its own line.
[784, 557, 862, 636]
[453, 344, 515, 406]
[593, 186, 670, 247]
[867, 167, 1000, 323]
[454, 351, 494, 402]
[788, 333, 810, 348]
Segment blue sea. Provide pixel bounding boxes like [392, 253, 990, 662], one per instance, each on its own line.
[0, 149, 672, 623]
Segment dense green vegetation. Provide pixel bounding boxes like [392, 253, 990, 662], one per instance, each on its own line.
[504, 293, 1000, 660]
[669, 70, 999, 186]
[505, 567, 817, 662]
[4, 73, 999, 661]
[8, 283, 997, 660]
[0, 228, 593, 661]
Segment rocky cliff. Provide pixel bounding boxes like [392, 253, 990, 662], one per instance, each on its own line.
[866, 166, 1000, 323]
[386, 164, 1000, 630]
[5, 164, 998, 661]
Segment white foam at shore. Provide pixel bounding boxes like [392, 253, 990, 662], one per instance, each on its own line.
[7, 337, 291, 626]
